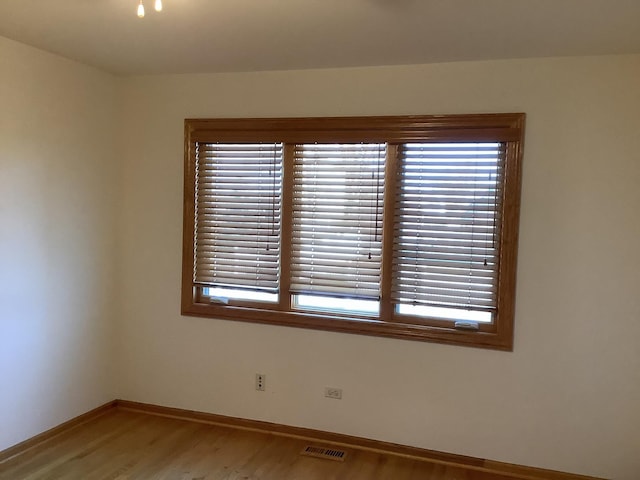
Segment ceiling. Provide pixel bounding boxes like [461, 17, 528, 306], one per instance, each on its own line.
[1, 0, 639, 76]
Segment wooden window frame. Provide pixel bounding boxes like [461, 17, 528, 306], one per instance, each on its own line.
[182, 114, 525, 351]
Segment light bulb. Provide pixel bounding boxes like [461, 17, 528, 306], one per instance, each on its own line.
[155, 0, 163, 12]
[137, 0, 145, 17]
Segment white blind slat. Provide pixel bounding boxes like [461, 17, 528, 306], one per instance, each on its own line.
[291, 143, 385, 299]
[392, 142, 504, 312]
[194, 142, 282, 292]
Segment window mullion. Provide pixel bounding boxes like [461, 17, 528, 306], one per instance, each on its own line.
[380, 144, 398, 322]
[278, 143, 295, 311]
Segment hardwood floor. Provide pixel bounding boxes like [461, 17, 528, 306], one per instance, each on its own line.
[0, 410, 524, 480]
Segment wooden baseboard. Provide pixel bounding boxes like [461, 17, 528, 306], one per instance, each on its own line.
[115, 399, 605, 480]
[0, 398, 605, 480]
[0, 400, 117, 463]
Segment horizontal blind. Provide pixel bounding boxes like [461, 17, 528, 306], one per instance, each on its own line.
[392, 143, 504, 312]
[291, 143, 385, 299]
[194, 143, 282, 293]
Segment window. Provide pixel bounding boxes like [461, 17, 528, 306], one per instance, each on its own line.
[182, 114, 524, 350]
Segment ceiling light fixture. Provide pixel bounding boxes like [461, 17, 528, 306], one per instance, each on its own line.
[137, 0, 162, 18]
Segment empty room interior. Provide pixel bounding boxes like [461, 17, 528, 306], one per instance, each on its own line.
[1, 1, 639, 479]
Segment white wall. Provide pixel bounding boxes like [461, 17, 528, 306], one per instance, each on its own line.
[0, 37, 120, 450]
[1, 33, 637, 480]
[117, 55, 640, 480]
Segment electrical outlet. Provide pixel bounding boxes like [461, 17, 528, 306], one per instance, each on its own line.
[255, 373, 265, 391]
[324, 387, 342, 400]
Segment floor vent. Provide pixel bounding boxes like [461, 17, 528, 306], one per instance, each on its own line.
[301, 445, 347, 462]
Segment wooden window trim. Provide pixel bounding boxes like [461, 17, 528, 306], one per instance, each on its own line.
[182, 114, 525, 351]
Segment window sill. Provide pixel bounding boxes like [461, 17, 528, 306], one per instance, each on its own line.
[181, 302, 514, 351]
